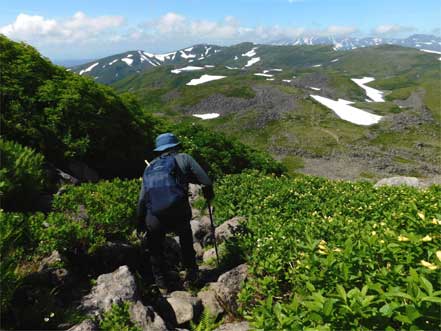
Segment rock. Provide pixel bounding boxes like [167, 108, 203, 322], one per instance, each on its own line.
[188, 184, 201, 203]
[129, 301, 167, 331]
[68, 319, 97, 331]
[67, 160, 99, 182]
[213, 321, 249, 331]
[191, 207, 201, 220]
[90, 242, 141, 275]
[55, 168, 80, 185]
[213, 264, 248, 313]
[81, 265, 137, 315]
[193, 242, 204, 259]
[374, 176, 421, 188]
[190, 220, 202, 242]
[165, 291, 202, 325]
[215, 217, 246, 243]
[38, 250, 63, 272]
[202, 248, 218, 265]
[197, 285, 224, 317]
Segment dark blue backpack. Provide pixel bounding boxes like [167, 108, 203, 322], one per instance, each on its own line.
[143, 154, 187, 217]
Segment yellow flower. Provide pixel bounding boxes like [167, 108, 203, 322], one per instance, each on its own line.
[436, 251, 441, 262]
[319, 240, 327, 245]
[421, 235, 432, 242]
[318, 244, 327, 251]
[432, 218, 441, 225]
[421, 260, 438, 270]
[333, 248, 342, 252]
[398, 235, 410, 242]
[318, 250, 327, 255]
[379, 240, 385, 244]
[371, 231, 377, 236]
[418, 212, 425, 220]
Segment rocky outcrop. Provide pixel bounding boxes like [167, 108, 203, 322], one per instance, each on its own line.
[159, 291, 202, 325]
[129, 301, 167, 331]
[215, 217, 246, 243]
[80, 265, 137, 315]
[374, 176, 421, 188]
[68, 319, 97, 331]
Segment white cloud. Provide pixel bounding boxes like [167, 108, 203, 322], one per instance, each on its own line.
[0, 12, 125, 44]
[373, 24, 414, 36]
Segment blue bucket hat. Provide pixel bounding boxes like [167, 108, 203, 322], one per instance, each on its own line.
[153, 133, 181, 152]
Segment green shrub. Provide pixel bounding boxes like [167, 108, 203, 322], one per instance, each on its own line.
[173, 123, 286, 179]
[0, 139, 46, 211]
[47, 178, 140, 253]
[214, 172, 441, 330]
[190, 309, 222, 331]
[99, 302, 141, 331]
[0, 35, 160, 178]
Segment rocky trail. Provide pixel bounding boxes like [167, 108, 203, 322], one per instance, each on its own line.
[16, 185, 250, 331]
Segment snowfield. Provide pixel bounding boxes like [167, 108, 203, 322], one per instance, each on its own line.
[186, 74, 226, 86]
[121, 58, 134, 66]
[108, 59, 118, 65]
[193, 113, 220, 120]
[242, 47, 258, 57]
[79, 62, 99, 75]
[351, 77, 384, 102]
[311, 95, 383, 126]
[420, 49, 441, 55]
[254, 73, 273, 77]
[312, 64, 322, 67]
[309, 86, 321, 91]
[171, 66, 204, 74]
[245, 57, 261, 67]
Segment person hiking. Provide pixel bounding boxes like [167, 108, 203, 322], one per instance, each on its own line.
[137, 132, 214, 293]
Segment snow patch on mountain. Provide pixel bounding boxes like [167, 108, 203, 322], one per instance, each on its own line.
[121, 58, 134, 66]
[351, 77, 384, 102]
[180, 50, 196, 59]
[312, 64, 322, 67]
[171, 66, 205, 74]
[311, 95, 382, 126]
[420, 49, 441, 55]
[108, 59, 118, 65]
[309, 86, 321, 91]
[254, 73, 273, 77]
[186, 74, 226, 86]
[226, 66, 239, 70]
[242, 47, 258, 57]
[244, 57, 260, 67]
[193, 113, 220, 120]
[79, 62, 99, 75]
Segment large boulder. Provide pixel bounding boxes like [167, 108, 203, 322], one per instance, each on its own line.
[161, 291, 202, 325]
[215, 217, 246, 244]
[67, 319, 97, 331]
[374, 176, 421, 188]
[213, 264, 248, 313]
[129, 300, 167, 331]
[202, 248, 218, 264]
[197, 285, 224, 317]
[213, 321, 249, 331]
[188, 184, 201, 203]
[81, 265, 137, 315]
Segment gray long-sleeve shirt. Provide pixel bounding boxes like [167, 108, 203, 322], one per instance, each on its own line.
[137, 152, 212, 220]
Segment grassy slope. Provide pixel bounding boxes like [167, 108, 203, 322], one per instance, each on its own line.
[112, 45, 441, 178]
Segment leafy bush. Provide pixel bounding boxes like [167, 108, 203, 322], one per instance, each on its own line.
[0, 139, 46, 211]
[173, 123, 286, 179]
[190, 309, 222, 331]
[0, 36, 160, 178]
[99, 302, 141, 331]
[214, 172, 441, 330]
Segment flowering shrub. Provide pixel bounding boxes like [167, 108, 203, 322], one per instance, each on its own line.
[215, 172, 441, 330]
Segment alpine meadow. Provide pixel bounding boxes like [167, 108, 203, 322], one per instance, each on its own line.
[1, 1, 441, 330]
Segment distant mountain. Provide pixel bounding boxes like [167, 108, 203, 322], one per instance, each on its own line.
[70, 44, 223, 84]
[270, 34, 441, 52]
[71, 35, 441, 85]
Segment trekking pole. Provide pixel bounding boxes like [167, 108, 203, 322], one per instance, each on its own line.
[207, 201, 220, 267]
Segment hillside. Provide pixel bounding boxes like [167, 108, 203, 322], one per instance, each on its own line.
[110, 43, 441, 181]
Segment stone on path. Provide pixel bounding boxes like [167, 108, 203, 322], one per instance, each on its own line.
[81, 265, 137, 315]
[374, 176, 421, 188]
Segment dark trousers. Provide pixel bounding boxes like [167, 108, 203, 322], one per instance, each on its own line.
[144, 211, 197, 279]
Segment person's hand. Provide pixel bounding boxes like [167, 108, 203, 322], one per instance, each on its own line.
[202, 185, 214, 202]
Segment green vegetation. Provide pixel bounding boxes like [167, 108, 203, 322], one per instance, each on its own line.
[0, 139, 46, 210]
[0, 35, 161, 178]
[100, 302, 141, 331]
[190, 309, 222, 331]
[214, 172, 441, 330]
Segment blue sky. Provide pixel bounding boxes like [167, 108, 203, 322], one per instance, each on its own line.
[1, 0, 440, 60]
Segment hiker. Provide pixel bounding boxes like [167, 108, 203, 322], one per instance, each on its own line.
[137, 132, 214, 292]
